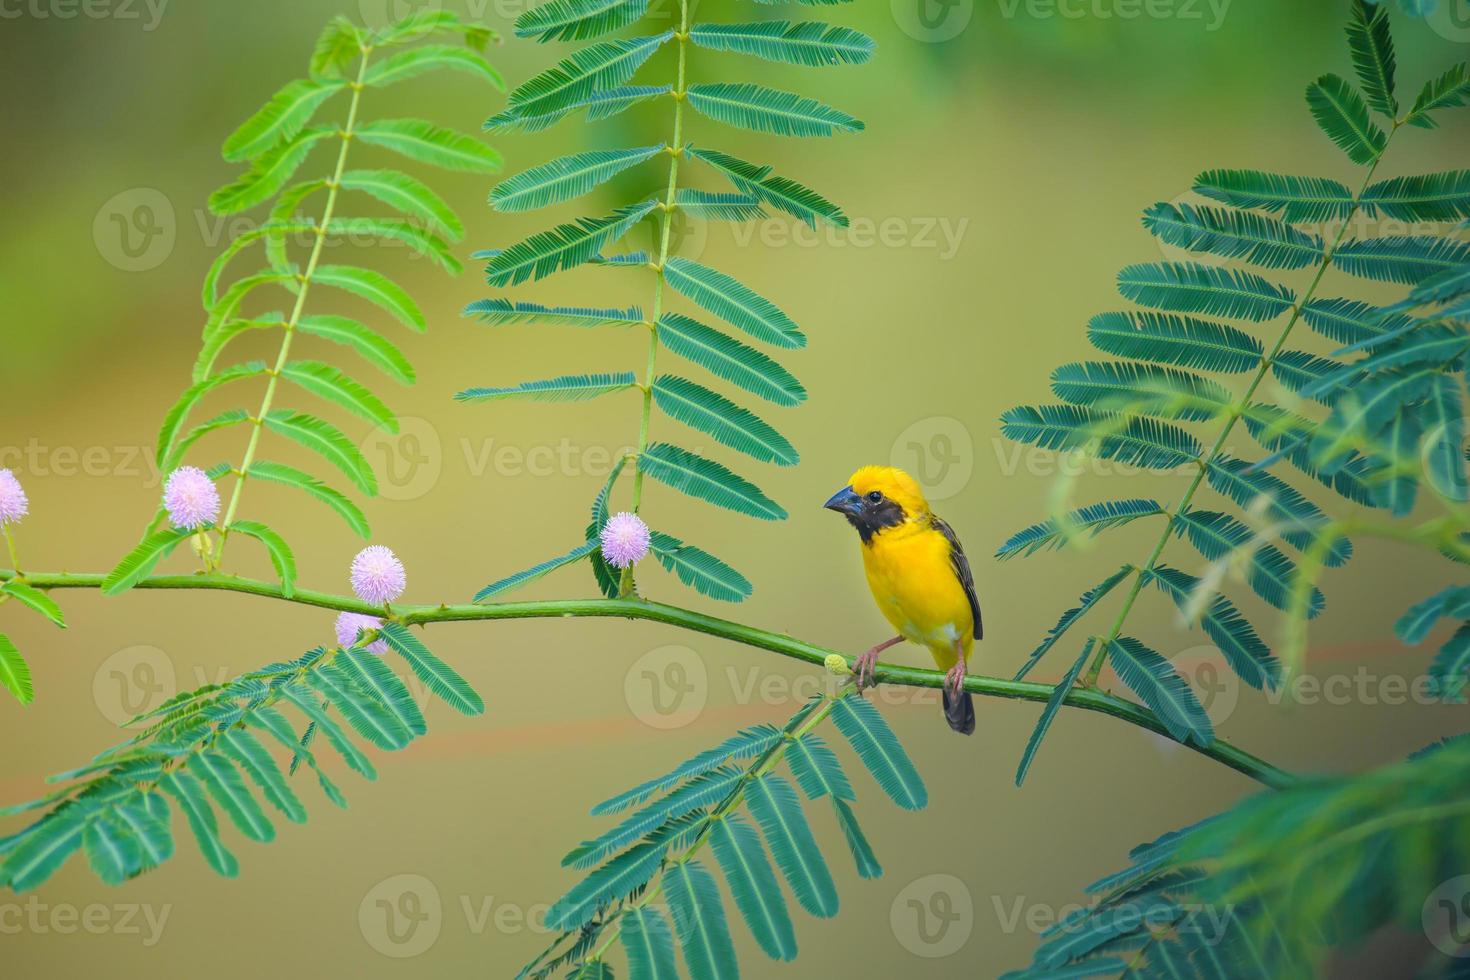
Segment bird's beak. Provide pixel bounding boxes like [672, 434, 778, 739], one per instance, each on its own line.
[823, 486, 862, 516]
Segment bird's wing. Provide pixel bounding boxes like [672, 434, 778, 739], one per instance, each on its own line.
[931, 516, 982, 640]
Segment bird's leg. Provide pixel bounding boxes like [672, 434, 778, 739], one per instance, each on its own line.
[853, 635, 904, 689]
[945, 639, 968, 698]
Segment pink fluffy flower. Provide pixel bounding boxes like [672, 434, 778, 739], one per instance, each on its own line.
[334, 611, 388, 655]
[351, 545, 406, 605]
[600, 512, 650, 569]
[163, 466, 220, 530]
[0, 470, 28, 527]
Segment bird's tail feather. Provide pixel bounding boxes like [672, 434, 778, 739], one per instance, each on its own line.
[942, 688, 975, 735]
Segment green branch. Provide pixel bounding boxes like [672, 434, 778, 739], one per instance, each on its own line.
[0, 567, 1294, 789]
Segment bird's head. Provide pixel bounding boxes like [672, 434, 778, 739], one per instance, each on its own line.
[823, 466, 929, 542]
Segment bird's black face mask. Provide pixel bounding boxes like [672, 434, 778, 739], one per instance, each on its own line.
[823, 486, 906, 544]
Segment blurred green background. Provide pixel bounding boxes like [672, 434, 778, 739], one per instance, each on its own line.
[2, 0, 1469, 975]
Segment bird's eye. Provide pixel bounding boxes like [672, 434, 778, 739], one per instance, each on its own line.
[866, 491, 883, 503]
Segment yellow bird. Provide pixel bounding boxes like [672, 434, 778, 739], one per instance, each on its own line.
[824, 466, 982, 734]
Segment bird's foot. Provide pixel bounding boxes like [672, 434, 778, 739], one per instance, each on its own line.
[945, 661, 967, 698]
[853, 647, 881, 690]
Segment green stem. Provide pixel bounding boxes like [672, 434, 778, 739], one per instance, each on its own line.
[0, 567, 1294, 789]
[2, 525, 19, 577]
[1082, 125, 1399, 687]
[618, 0, 690, 598]
[215, 45, 375, 562]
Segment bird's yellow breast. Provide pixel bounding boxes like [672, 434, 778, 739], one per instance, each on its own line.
[860, 521, 974, 669]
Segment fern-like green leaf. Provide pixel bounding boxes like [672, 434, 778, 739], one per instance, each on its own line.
[1204, 456, 1351, 566]
[506, 33, 673, 118]
[709, 812, 798, 960]
[188, 751, 275, 843]
[1360, 171, 1470, 221]
[828, 695, 927, 809]
[1086, 311, 1263, 374]
[1307, 72, 1387, 163]
[648, 531, 754, 602]
[280, 683, 378, 779]
[1146, 566, 1282, 692]
[227, 520, 297, 596]
[492, 145, 665, 212]
[548, 840, 665, 931]
[335, 646, 428, 738]
[155, 361, 269, 466]
[296, 314, 416, 384]
[638, 443, 787, 520]
[485, 200, 656, 287]
[1, 581, 64, 630]
[621, 905, 680, 980]
[1423, 373, 1469, 502]
[516, 0, 650, 42]
[310, 16, 361, 80]
[378, 622, 485, 716]
[363, 44, 503, 90]
[313, 264, 427, 331]
[324, 217, 461, 274]
[591, 726, 779, 815]
[687, 145, 846, 228]
[2, 814, 84, 891]
[745, 774, 838, 917]
[1300, 297, 1411, 347]
[455, 371, 637, 404]
[1333, 236, 1470, 286]
[354, 118, 502, 172]
[1012, 565, 1133, 681]
[657, 312, 805, 406]
[222, 79, 346, 162]
[1347, 0, 1397, 118]
[160, 771, 239, 878]
[280, 360, 397, 431]
[247, 461, 370, 539]
[338, 169, 464, 239]
[1050, 360, 1232, 422]
[475, 541, 598, 601]
[998, 499, 1165, 560]
[665, 859, 740, 980]
[209, 128, 333, 215]
[1107, 637, 1213, 746]
[1173, 509, 1325, 617]
[1141, 202, 1322, 270]
[1193, 169, 1355, 223]
[103, 527, 197, 596]
[1429, 622, 1470, 700]
[112, 796, 175, 870]
[1405, 62, 1470, 129]
[688, 21, 873, 67]
[652, 375, 798, 465]
[1015, 641, 1094, 787]
[675, 189, 765, 222]
[218, 728, 307, 823]
[1117, 262, 1295, 322]
[0, 633, 34, 706]
[308, 663, 413, 751]
[999, 405, 1202, 470]
[81, 822, 140, 887]
[485, 85, 671, 133]
[663, 256, 804, 348]
[262, 410, 377, 495]
[685, 82, 863, 137]
[467, 298, 644, 329]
